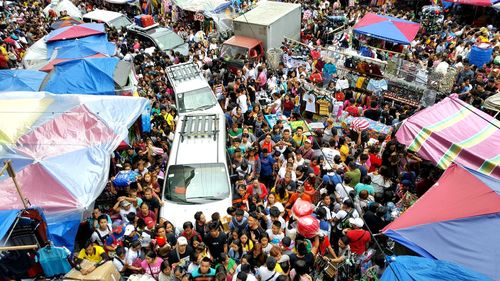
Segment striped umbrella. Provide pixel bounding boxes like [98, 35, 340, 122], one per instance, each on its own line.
[351, 117, 370, 131]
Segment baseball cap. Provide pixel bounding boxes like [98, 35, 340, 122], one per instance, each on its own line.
[177, 236, 188, 246]
[121, 200, 131, 207]
[349, 217, 364, 228]
[124, 224, 135, 236]
[304, 138, 312, 144]
[144, 217, 155, 229]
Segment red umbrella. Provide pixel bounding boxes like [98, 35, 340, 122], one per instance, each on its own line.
[46, 23, 105, 42]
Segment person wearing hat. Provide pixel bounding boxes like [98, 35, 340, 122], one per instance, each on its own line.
[104, 220, 125, 255]
[113, 197, 136, 223]
[167, 236, 193, 269]
[297, 138, 314, 161]
[342, 217, 371, 255]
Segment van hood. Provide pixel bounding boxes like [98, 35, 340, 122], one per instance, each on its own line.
[160, 197, 232, 231]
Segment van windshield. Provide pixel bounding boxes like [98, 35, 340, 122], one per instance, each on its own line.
[177, 87, 217, 113]
[220, 44, 248, 61]
[164, 163, 230, 204]
[109, 16, 132, 29]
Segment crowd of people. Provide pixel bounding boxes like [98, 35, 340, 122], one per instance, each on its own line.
[1, 0, 499, 280]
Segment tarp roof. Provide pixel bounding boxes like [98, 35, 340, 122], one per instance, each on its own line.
[383, 164, 500, 280]
[40, 57, 121, 95]
[46, 34, 111, 59]
[381, 256, 493, 281]
[43, 0, 82, 19]
[0, 210, 19, 241]
[353, 13, 420, 45]
[46, 23, 105, 42]
[40, 53, 108, 72]
[396, 95, 500, 179]
[445, 0, 500, 6]
[0, 70, 48, 92]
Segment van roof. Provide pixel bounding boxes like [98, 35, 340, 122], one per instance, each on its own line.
[166, 62, 209, 93]
[84, 9, 124, 21]
[171, 114, 225, 165]
[233, 1, 300, 26]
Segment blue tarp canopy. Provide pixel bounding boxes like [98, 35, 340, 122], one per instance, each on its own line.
[353, 13, 421, 45]
[46, 34, 113, 59]
[41, 57, 120, 95]
[381, 256, 493, 281]
[0, 70, 48, 91]
[0, 210, 19, 241]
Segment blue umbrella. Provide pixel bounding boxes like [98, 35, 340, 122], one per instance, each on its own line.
[0, 70, 47, 91]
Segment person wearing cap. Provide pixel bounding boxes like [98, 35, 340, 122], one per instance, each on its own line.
[343, 217, 371, 255]
[167, 236, 193, 268]
[297, 138, 314, 160]
[104, 221, 125, 255]
[113, 197, 136, 223]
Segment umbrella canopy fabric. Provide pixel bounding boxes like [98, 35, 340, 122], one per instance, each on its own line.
[483, 93, 500, 112]
[40, 53, 107, 72]
[43, 0, 82, 19]
[50, 17, 83, 30]
[0, 91, 148, 249]
[380, 256, 493, 281]
[396, 95, 500, 179]
[46, 34, 111, 59]
[0, 70, 48, 91]
[0, 210, 19, 241]
[40, 57, 120, 95]
[50, 40, 115, 59]
[22, 36, 48, 70]
[383, 164, 500, 280]
[353, 13, 421, 45]
[447, 0, 500, 6]
[46, 23, 105, 42]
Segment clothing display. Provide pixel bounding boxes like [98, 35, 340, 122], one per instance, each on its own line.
[37, 245, 72, 277]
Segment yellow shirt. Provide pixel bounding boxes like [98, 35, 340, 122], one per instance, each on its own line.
[293, 134, 307, 147]
[340, 144, 349, 162]
[162, 113, 175, 131]
[78, 245, 105, 263]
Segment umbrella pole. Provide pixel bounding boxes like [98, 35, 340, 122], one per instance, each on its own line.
[2, 161, 30, 209]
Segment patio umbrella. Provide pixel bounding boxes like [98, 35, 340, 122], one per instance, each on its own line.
[0, 91, 148, 249]
[50, 17, 83, 30]
[39, 53, 107, 72]
[46, 23, 105, 42]
[351, 117, 370, 131]
[353, 13, 421, 45]
[22, 36, 49, 70]
[0, 70, 47, 91]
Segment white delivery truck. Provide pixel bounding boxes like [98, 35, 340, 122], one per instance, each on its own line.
[221, 1, 301, 73]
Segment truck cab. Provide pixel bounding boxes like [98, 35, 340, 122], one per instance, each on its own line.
[221, 36, 264, 74]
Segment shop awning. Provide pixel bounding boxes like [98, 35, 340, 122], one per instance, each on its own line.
[353, 13, 420, 45]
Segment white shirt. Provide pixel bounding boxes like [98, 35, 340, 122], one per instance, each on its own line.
[335, 183, 353, 201]
[322, 148, 341, 170]
[237, 94, 248, 113]
[91, 227, 111, 246]
[113, 256, 126, 272]
[257, 266, 279, 281]
[120, 206, 136, 223]
[303, 93, 316, 113]
[125, 248, 140, 265]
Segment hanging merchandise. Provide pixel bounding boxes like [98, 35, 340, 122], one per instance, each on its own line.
[366, 79, 388, 95]
[317, 99, 330, 116]
[37, 244, 72, 277]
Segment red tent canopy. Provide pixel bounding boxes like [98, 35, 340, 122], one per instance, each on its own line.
[449, 0, 498, 7]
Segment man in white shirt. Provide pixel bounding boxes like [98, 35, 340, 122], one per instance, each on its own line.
[256, 257, 279, 281]
[90, 215, 111, 246]
[237, 89, 249, 114]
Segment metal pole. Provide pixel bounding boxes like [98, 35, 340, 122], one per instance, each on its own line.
[0, 244, 38, 251]
[3, 160, 29, 209]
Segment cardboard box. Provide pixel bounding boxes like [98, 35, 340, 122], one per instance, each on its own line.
[65, 260, 120, 281]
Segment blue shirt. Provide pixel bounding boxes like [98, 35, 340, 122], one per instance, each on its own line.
[37, 246, 72, 277]
[191, 268, 216, 278]
[259, 154, 275, 176]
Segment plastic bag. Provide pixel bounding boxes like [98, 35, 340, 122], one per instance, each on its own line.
[297, 215, 320, 238]
[113, 170, 140, 187]
[292, 198, 314, 218]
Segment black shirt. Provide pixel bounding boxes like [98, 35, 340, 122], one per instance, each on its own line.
[204, 232, 227, 261]
[289, 252, 314, 273]
[363, 109, 381, 121]
[167, 245, 194, 265]
[143, 197, 160, 212]
[248, 226, 266, 243]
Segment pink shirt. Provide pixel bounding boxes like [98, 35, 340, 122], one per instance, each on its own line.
[141, 258, 163, 279]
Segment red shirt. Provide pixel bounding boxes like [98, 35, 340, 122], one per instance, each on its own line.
[346, 105, 359, 117]
[246, 183, 268, 200]
[346, 229, 371, 255]
[368, 153, 382, 173]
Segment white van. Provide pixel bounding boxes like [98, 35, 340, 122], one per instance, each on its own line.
[83, 9, 132, 29]
[160, 114, 231, 229]
[165, 62, 223, 115]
